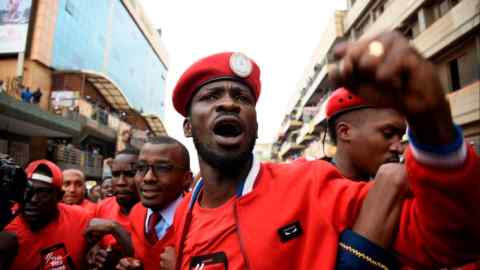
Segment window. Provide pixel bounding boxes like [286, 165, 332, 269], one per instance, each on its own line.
[426, 0, 461, 26]
[440, 41, 480, 92]
[399, 15, 419, 40]
[457, 47, 480, 87]
[448, 59, 461, 91]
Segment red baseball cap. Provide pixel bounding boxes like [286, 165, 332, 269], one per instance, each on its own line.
[25, 160, 63, 189]
[326, 87, 372, 120]
[172, 52, 261, 116]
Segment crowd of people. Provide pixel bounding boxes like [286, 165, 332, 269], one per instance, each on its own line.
[0, 31, 479, 270]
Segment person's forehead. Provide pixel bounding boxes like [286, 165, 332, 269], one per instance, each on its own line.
[139, 143, 183, 162]
[367, 108, 406, 126]
[113, 154, 137, 166]
[63, 171, 84, 182]
[195, 80, 253, 97]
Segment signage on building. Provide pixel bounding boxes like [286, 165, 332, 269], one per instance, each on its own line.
[0, 0, 32, 54]
[51, 91, 78, 108]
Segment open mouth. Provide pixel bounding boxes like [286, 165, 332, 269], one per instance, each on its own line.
[212, 117, 245, 147]
[213, 121, 243, 137]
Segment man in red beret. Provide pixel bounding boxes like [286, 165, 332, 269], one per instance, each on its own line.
[2, 160, 93, 269]
[325, 87, 406, 180]
[171, 32, 480, 270]
[323, 87, 409, 269]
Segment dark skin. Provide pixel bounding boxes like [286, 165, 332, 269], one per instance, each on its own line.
[331, 107, 408, 252]
[334, 107, 406, 180]
[184, 80, 257, 208]
[89, 185, 102, 202]
[135, 143, 191, 212]
[101, 178, 114, 199]
[115, 142, 191, 270]
[86, 154, 139, 269]
[330, 31, 456, 146]
[329, 32, 454, 258]
[22, 180, 62, 231]
[84, 218, 134, 268]
[352, 163, 409, 248]
[111, 154, 140, 215]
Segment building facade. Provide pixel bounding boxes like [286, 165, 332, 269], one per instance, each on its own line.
[0, 0, 168, 178]
[273, 0, 480, 161]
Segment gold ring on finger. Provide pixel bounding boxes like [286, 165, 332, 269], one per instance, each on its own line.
[368, 41, 384, 57]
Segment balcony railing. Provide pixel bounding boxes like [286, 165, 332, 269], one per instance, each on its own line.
[51, 98, 121, 132]
[54, 145, 103, 178]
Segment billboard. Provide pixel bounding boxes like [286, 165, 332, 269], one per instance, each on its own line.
[0, 0, 32, 54]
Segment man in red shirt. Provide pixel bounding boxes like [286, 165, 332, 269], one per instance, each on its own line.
[116, 136, 192, 270]
[62, 168, 96, 213]
[2, 160, 92, 269]
[170, 31, 480, 270]
[88, 147, 141, 268]
[322, 87, 409, 269]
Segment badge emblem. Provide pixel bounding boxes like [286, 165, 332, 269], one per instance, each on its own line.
[278, 221, 303, 243]
[229, 52, 253, 78]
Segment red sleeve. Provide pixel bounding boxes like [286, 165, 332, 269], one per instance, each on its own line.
[393, 146, 480, 268]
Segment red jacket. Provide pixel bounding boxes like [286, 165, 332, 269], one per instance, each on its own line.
[129, 203, 175, 270]
[174, 147, 480, 269]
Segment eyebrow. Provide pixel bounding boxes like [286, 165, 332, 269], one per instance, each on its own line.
[381, 124, 406, 133]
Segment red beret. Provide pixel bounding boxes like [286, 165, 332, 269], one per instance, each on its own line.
[326, 87, 372, 120]
[172, 52, 261, 116]
[25, 160, 63, 189]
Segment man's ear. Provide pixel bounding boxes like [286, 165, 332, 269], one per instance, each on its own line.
[336, 121, 352, 143]
[183, 118, 192, 138]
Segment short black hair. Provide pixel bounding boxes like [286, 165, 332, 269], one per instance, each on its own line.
[327, 118, 338, 146]
[115, 147, 139, 157]
[146, 136, 190, 170]
[327, 108, 372, 146]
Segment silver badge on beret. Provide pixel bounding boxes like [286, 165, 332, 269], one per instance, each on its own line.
[229, 52, 253, 78]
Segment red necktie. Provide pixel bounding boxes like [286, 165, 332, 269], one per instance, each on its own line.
[146, 212, 160, 244]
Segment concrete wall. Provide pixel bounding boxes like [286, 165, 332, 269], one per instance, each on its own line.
[23, 60, 53, 111]
[0, 59, 20, 98]
[30, 0, 58, 66]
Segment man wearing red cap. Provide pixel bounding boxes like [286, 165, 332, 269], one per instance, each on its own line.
[323, 87, 409, 269]
[1, 160, 92, 269]
[170, 31, 480, 270]
[325, 87, 406, 180]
